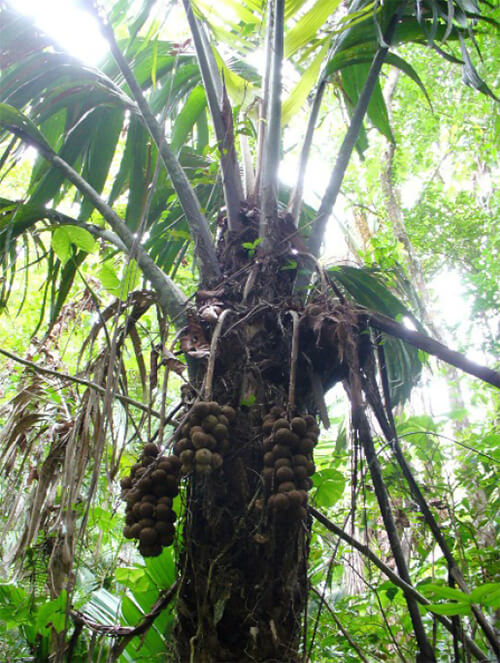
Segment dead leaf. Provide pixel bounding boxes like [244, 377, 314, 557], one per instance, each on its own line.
[162, 349, 185, 375]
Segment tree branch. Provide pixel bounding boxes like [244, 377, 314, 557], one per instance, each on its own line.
[85, 1, 220, 284]
[70, 580, 179, 658]
[372, 342, 500, 658]
[18, 137, 189, 325]
[310, 507, 489, 662]
[301, 11, 402, 285]
[349, 381, 436, 662]
[182, 0, 243, 232]
[0, 346, 166, 420]
[259, 0, 284, 248]
[367, 311, 500, 389]
[288, 79, 326, 223]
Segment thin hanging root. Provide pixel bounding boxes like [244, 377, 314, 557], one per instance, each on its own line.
[287, 310, 300, 413]
[203, 309, 234, 400]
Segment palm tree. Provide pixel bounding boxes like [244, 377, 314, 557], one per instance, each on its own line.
[0, 0, 498, 661]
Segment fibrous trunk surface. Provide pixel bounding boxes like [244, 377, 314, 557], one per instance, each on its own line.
[173, 215, 364, 661]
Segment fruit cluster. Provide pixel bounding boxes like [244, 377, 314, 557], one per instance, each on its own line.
[173, 401, 236, 476]
[121, 443, 180, 557]
[262, 407, 319, 521]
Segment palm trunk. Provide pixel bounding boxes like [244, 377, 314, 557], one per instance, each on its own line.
[174, 261, 311, 661]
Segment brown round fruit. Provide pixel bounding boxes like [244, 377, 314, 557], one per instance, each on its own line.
[139, 527, 157, 546]
[221, 405, 236, 422]
[157, 459, 173, 473]
[125, 512, 136, 525]
[153, 484, 169, 497]
[298, 478, 313, 491]
[179, 449, 194, 464]
[278, 481, 296, 493]
[180, 464, 192, 476]
[269, 493, 289, 511]
[138, 518, 155, 529]
[298, 490, 308, 504]
[173, 438, 191, 455]
[142, 455, 155, 466]
[125, 489, 142, 505]
[132, 503, 143, 518]
[276, 466, 294, 483]
[144, 443, 159, 456]
[157, 496, 173, 507]
[272, 444, 291, 459]
[168, 455, 182, 472]
[139, 543, 162, 557]
[272, 418, 290, 432]
[129, 523, 142, 539]
[155, 521, 175, 536]
[263, 451, 274, 467]
[262, 418, 274, 434]
[164, 476, 179, 497]
[213, 423, 228, 442]
[159, 533, 174, 547]
[120, 476, 132, 490]
[137, 477, 153, 492]
[274, 428, 295, 445]
[287, 490, 303, 509]
[191, 431, 210, 449]
[218, 414, 230, 428]
[293, 466, 308, 481]
[298, 438, 314, 454]
[195, 448, 212, 465]
[192, 402, 211, 419]
[202, 414, 218, 432]
[290, 417, 307, 436]
[151, 469, 167, 484]
[263, 436, 274, 452]
[263, 467, 274, 491]
[274, 458, 292, 469]
[155, 504, 172, 521]
[139, 502, 154, 519]
[270, 406, 283, 417]
[141, 494, 157, 504]
[292, 454, 308, 467]
[123, 526, 133, 539]
[130, 463, 142, 476]
[305, 461, 316, 476]
[210, 453, 224, 470]
[135, 467, 146, 478]
[207, 401, 220, 414]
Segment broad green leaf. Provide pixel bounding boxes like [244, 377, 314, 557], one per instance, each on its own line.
[341, 63, 393, 143]
[285, 0, 342, 58]
[425, 602, 472, 616]
[35, 591, 67, 635]
[470, 583, 500, 608]
[145, 546, 176, 589]
[312, 468, 345, 507]
[79, 106, 124, 222]
[172, 86, 207, 153]
[419, 583, 471, 602]
[0, 103, 52, 152]
[51, 226, 96, 264]
[282, 44, 328, 125]
[98, 263, 122, 297]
